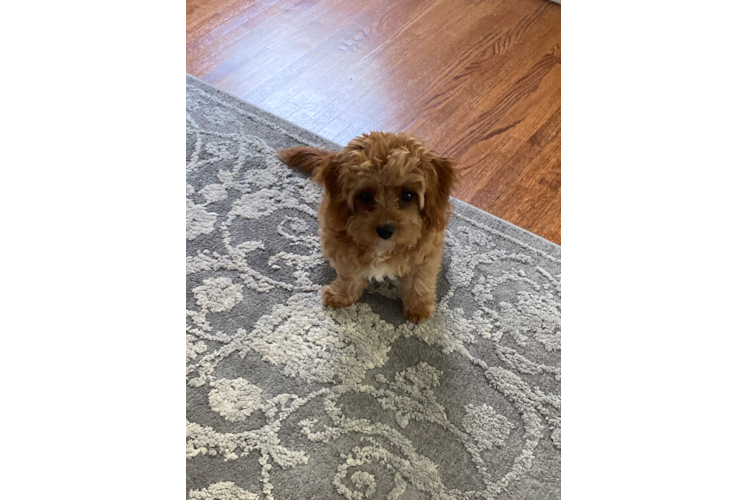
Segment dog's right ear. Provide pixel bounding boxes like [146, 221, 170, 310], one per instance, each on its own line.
[276, 147, 336, 179]
[317, 155, 351, 232]
[277, 147, 350, 231]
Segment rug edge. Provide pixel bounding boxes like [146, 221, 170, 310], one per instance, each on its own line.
[186, 74, 560, 256]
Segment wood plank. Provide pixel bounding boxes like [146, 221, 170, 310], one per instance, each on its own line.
[187, 0, 562, 244]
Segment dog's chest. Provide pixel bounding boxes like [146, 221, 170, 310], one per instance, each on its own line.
[360, 249, 410, 282]
[366, 259, 398, 282]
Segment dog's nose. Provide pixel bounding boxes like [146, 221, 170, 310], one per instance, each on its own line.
[376, 223, 395, 240]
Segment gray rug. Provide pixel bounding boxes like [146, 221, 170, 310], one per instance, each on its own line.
[186, 74, 561, 500]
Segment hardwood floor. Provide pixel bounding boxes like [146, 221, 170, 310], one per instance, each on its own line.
[187, 0, 561, 243]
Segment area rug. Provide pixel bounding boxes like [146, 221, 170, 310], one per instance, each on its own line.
[186, 74, 561, 500]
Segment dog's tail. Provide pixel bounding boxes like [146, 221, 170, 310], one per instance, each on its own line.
[277, 147, 336, 182]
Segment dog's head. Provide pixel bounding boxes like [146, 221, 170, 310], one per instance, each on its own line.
[316, 132, 458, 251]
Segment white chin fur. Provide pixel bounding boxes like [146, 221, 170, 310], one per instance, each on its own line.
[373, 239, 396, 252]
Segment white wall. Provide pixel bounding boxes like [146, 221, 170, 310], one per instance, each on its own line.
[559, 259, 577, 500]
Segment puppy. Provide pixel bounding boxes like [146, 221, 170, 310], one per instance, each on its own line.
[277, 132, 458, 323]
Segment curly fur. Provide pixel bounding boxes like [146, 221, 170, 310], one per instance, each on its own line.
[278, 132, 458, 323]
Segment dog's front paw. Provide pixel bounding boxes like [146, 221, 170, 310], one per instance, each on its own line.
[403, 302, 435, 323]
[322, 286, 356, 308]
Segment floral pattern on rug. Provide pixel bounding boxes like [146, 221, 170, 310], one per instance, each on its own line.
[186, 76, 561, 500]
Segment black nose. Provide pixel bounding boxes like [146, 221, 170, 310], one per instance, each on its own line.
[376, 223, 395, 240]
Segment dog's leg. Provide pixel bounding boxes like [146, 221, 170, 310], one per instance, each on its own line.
[322, 273, 368, 308]
[400, 252, 441, 323]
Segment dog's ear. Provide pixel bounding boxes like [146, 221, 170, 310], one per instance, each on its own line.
[318, 154, 351, 232]
[423, 154, 459, 232]
[276, 147, 335, 179]
[278, 147, 350, 231]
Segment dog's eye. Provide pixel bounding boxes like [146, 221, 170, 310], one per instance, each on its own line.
[358, 192, 373, 204]
[401, 191, 414, 203]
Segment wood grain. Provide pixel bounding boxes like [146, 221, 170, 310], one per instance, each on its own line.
[187, 0, 561, 243]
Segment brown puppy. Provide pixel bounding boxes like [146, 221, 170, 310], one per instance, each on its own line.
[277, 132, 458, 323]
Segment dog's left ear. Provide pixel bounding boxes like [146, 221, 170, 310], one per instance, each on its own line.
[423, 154, 459, 232]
